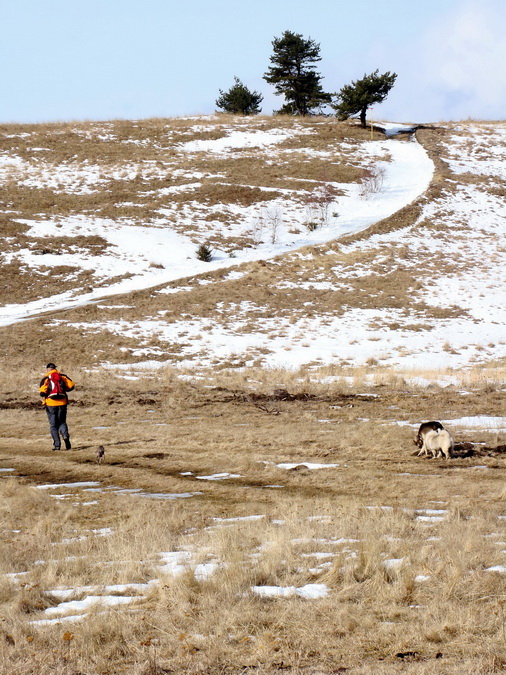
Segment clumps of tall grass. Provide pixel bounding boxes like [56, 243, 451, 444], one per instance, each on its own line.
[2, 472, 506, 672]
[0, 480, 74, 573]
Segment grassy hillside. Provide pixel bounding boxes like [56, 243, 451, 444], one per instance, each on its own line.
[0, 116, 504, 379]
[0, 116, 505, 673]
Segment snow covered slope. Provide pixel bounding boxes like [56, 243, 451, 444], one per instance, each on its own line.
[0, 123, 431, 326]
[0, 117, 504, 375]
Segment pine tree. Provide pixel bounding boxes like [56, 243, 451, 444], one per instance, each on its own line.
[263, 30, 331, 116]
[333, 70, 397, 127]
[196, 242, 213, 262]
[215, 77, 263, 115]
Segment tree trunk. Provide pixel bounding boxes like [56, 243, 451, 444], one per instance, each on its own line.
[360, 108, 367, 128]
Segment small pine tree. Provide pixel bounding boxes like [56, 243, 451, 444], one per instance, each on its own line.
[333, 70, 397, 127]
[215, 77, 263, 115]
[196, 242, 213, 262]
[263, 30, 331, 116]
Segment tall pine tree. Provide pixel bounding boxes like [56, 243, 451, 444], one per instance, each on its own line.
[263, 30, 331, 116]
[333, 70, 397, 127]
[215, 77, 263, 115]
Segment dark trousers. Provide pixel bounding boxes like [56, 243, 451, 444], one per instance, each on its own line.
[45, 405, 70, 449]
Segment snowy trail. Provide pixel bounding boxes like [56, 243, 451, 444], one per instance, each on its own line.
[0, 137, 433, 328]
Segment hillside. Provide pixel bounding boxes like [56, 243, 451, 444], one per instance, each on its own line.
[1, 116, 505, 674]
[1, 115, 504, 381]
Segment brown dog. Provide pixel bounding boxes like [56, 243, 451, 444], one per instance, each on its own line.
[96, 445, 105, 464]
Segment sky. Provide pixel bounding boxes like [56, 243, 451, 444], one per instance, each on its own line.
[1, 0, 505, 125]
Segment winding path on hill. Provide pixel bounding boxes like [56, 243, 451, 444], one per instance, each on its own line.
[0, 130, 433, 328]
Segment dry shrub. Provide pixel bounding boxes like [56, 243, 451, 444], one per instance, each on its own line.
[359, 163, 387, 198]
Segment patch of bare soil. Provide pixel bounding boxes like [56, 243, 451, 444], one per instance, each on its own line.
[453, 442, 506, 458]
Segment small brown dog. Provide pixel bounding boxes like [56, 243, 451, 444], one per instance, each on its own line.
[96, 445, 105, 464]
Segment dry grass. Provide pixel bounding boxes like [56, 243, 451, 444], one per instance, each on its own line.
[1, 116, 505, 672]
[1, 368, 505, 673]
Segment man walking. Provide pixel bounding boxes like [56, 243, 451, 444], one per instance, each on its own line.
[39, 363, 75, 451]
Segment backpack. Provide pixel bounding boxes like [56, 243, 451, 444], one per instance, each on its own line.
[47, 371, 67, 400]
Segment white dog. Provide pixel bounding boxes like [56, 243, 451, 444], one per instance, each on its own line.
[420, 428, 454, 459]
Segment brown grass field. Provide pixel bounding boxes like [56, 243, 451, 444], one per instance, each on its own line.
[0, 115, 505, 673]
[1, 366, 505, 674]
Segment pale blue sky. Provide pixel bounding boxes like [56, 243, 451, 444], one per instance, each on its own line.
[1, 0, 505, 124]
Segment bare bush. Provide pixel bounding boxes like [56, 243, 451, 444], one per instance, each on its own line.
[359, 163, 386, 198]
[303, 181, 339, 229]
[263, 205, 284, 244]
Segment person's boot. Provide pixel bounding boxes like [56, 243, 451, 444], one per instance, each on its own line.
[63, 437, 72, 450]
